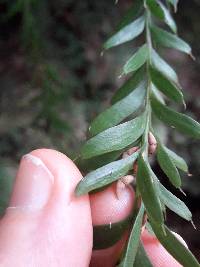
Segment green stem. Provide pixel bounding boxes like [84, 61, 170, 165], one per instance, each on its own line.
[142, 4, 153, 159]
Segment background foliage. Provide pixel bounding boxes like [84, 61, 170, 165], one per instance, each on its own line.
[0, 0, 199, 261]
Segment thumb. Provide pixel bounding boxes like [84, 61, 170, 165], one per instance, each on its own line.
[0, 149, 92, 267]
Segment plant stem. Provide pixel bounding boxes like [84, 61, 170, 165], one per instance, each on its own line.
[142, 4, 153, 159]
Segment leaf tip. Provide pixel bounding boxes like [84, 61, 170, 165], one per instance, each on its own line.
[100, 50, 105, 57]
[179, 188, 187, 197]
[189, 52, 196, 61]
[191, 220, 197, 230]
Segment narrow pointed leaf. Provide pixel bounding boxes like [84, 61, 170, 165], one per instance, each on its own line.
[151, 96, 200, 139]
[167, 0, 179, 12]
[159, 183, 192, 221]
[133, 242, 154, 267]
[151, 26, 192, 55]
[117, 0, 143, 30]
[112, 67, 146, 104]
[147, 0, 177, 32]
[151, 49, 178, 83]
[159, 1, 177, 33]
[165, 147, 188, 172]
[150, 223, 200, 267]
[93, 216, 132, 250]
[157, 143, 182, 188]
[123, 44, 148, 74]
[137, 155, 164, 224]
[76, 151, 139, 196]
[89, 81, 146, 136]
[81, 113, 146, 159]
[146, 0, 165, 20]
[120, 205, 145, 267]
[150, 66, 184, 103]
[149, 168, 167, 213]
[77, 150, 122, 172]
[104, 16, 145, 50]
[151, 84, 165, 105]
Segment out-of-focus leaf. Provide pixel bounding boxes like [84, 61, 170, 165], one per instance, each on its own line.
[150, 223, 200, 267]
[165, 148, 188, 173]
[147, 0, 177, 32]
[112, 67, 146, 104]
[150, 66, 184, 104]
[159, 1, 177, 32]
[146, 0, 165, 19]
[133, 242, 154, 267]
[137, 155, 164, 224]
[81, 113, 146, 159]
[0, 167, 14, 216]
[76, 151, 139, 196]
[157, 143, 181, 188]
[104, 16, 145, 50]
[159, 183, 192, 221]
[151, 49, 178, 83]
[120, 205, 145, 267]
[167, 0, 179, 12]
[93, 216, 132, 250]
[151, 96, 200, 139]
[151, 26, 192, 55]
[89, 81, 146, 136]
[123, 44, 148, 74]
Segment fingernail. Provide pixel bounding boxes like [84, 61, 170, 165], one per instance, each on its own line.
[9, 154, 54, 210]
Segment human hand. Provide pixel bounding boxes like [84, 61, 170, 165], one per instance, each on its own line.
[0, 149, 185, 266]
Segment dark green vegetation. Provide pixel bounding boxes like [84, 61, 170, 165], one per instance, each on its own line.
[75, 1, 200, 266]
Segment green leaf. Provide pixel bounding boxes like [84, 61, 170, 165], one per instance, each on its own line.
[151, 96, 200, 139]
[76, 151, 139, 196]
[89, 81, 146, 136]
[151, 49, 178, 83]
[151, 26, 192, 55]
[104, 16, 145, 50]
[167, 0, 179, 12]
[123, 44, 149, 74]
[157, 143, 182, 188]
[159, 1, 177, 33]
[150, 66, 184, 104]
[117, 0, 143, 31]
[112, 67, 146, 104]
[93, 216, 132, 250]
[159, 183, 192, 221]
[151, 84, 165, 105]
[165, 147, 188, 173]
[146, 0, 164, 20]
[150, 223, 200, 267]
[147, 0, 177, 32]
[137, 154, 164, 224]
[77, 150, 122, 172]
[133, 242, 154, 267]
[120, 205, 145, 267]
[149, 169, 167, 214]
[81, 113, 146, 159]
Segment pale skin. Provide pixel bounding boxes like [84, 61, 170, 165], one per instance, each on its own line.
[0, 149, 184, 266]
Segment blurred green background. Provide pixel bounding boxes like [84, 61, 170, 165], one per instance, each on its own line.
[0, 0, 199, 260]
